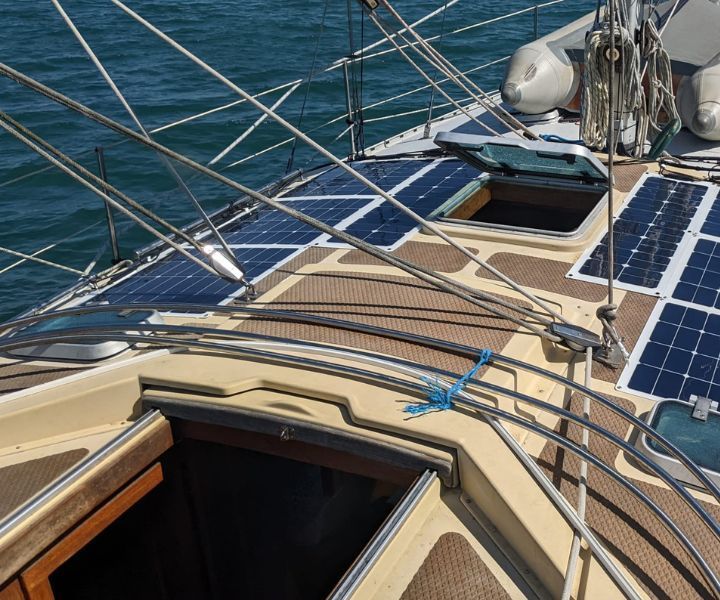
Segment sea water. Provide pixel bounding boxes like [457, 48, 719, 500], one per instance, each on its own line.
[0, 0, 594, 320]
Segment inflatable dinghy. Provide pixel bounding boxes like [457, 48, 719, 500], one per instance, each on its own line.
[500, 0, 720, 140]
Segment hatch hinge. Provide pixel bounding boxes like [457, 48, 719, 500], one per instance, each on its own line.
[690, 395, 715, 422]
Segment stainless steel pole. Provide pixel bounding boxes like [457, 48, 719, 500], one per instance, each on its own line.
[342, 60, 357, 159]
[94, 147, 121, 264]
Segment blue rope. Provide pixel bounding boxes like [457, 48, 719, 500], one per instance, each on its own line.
[540, 133, 585, 145]
[404, 349, 492, 416]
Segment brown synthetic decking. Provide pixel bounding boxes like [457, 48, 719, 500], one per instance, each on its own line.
[0, 449, 89, 520]
[0, 362, 83, 395]
[592, 292, 657, 383]
[401, 532, 511, 600]
[612, 163, 649, 193]
[251, 247, 336, 296]
[0, 418, 173, 586]
[537, 394, 720, 600]
[339, 242, 477, 273]
[481, 253, 608, 302]
[235, 271, 532, 374]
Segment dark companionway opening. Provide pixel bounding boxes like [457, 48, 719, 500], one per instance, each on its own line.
[49, 434, 411, 600]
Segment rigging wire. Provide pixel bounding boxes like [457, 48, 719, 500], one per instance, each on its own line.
[0, 111, 207, 256]
[377, 0, 539, 140]
[356, 7, 367, 156]
[49, 0, 244, 275]
[105, 0, 574, 326]
[366, 11, 502, 136]
[0, 1, 488, 192]
[0, 63, 566, 341]
[0, 116, 226, 280]
[423, 0, 450, 137]
[0, 245, 84, 276]
[286, 0, 330, 174]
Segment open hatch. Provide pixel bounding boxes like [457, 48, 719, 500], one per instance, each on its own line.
[40, 398, 446, 600]
[432, 133, 609, 237]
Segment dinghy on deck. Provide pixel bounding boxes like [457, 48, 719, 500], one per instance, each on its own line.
[501, 0, 720, 140]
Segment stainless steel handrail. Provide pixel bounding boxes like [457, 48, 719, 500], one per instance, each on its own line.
[0, 328, 717, 596]
[3, 323, 719, 539]
[0, 409, 163, 539]
[3, 302, 720, 507]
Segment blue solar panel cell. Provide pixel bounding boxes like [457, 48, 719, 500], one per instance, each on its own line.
[672, 239, 720, 310]
[578, 177, 706, 289]
[221, 197, 369, 246]
[89, 157, 480, 307]
[627, 302, 720, 402]
[334, 160, 478, 246]
[95, 247, 298, 305]
[701, 190, 720, 238]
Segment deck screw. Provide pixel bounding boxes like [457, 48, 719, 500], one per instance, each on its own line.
[280, 426, 294, 442]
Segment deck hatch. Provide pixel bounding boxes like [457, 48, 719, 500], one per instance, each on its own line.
[434, 132, 608, 183]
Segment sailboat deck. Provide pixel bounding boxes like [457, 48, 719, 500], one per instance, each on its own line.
[0, 123, 719, 597]
[538, 393, 720, 599]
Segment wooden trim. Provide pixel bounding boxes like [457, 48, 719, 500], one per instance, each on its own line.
[0, 418, 172, 587]
[0, 581, 24, 600]
[20, 464, 164, 600]
[449, 186, 491, 220]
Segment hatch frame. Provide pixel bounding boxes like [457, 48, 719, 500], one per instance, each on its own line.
[434, 132, 609, 185]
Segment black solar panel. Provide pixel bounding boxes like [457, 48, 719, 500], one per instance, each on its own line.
[625, 302, 720, 402]
[577, 177, 706, 289]
[94, 246, 298, 305]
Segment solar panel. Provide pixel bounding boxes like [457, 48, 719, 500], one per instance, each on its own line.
[606, 177, 720, 403]
[700, 188, 720, 238]
[221, 197, 370, 246]
[570, 175, 707, 292]
[672, 238, 720, 310]
[619, 302, 720, 402]
[91, 246, 299, 306]
[331, 160, 478, 248]
[86, 157, 480, 308]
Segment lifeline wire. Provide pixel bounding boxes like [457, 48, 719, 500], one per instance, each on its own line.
[378, 0, 539, 140]
[367, 11, 502, 137]
[50, 0, 243, 274]
[107, 0, 575, 327]
[0, 115, 223, 279]
[0, 63, 563, 341]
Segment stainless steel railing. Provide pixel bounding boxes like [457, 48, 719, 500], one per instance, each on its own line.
[0, 320, 718, 596]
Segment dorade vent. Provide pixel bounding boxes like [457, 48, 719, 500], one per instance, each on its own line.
[7, 309, 163, 361]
